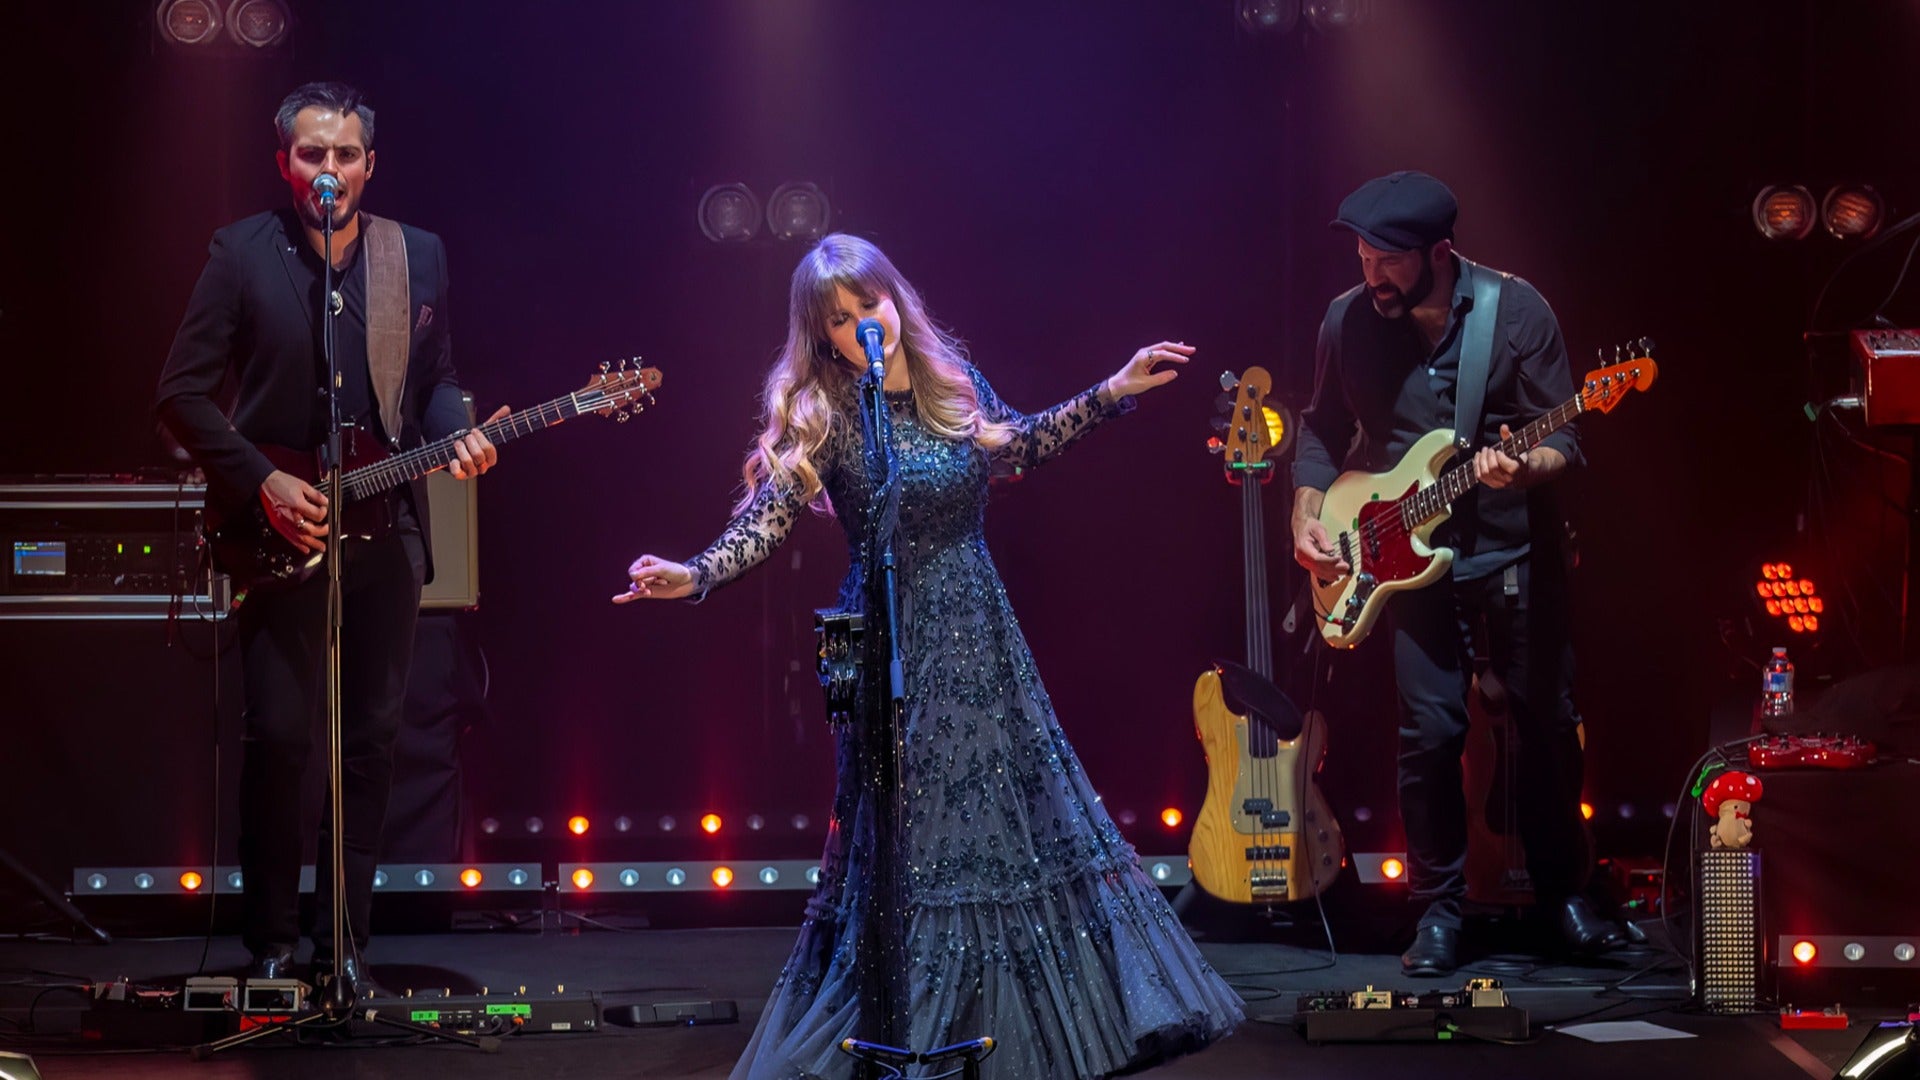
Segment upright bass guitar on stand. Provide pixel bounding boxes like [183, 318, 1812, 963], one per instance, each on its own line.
[1188, 367, 1346, 904]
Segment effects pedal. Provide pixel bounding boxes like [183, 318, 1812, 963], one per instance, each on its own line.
[1295, 978, 1528, 1043]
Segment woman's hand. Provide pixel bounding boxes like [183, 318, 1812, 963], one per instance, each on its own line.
[1106, 341, 1193, 400]
[612, 554, 698, 603]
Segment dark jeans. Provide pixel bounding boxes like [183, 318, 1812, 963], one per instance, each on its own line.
[236, 524, 425, 959]
[1391, 554, 1585, 931]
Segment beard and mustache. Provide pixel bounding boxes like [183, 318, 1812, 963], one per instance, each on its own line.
[1369, 252, 1436, 319]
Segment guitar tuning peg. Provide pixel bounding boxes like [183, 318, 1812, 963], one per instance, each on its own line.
[1210, 416, 1229, 435]
[1217, 371, 1237, 392]
[615, 410, 630, 423]
[1595, 347, 1606, 365]
[1638, 336, 1655, 356]
[599, 360, 611, 373]
[1213, 391, 1233, 415]
[1206, 436, 1225, 455]
[1613, 344, 1624, 363]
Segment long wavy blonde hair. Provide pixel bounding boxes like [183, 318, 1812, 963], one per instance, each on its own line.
[735, 233, 1014, 513]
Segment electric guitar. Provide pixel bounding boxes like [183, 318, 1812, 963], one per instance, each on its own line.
[1189, 366, 1346, 904]
[206, 361, 662, 594]
[1311, 341, 1658, 649]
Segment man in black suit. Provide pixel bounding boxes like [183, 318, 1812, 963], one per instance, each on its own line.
[156, 82, 505, 995]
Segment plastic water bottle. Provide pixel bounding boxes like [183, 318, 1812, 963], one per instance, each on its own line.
[1761, 646, 1794, 717]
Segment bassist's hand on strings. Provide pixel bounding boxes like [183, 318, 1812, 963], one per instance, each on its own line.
[1472, 424, 1565, 490]
[262, 470, 329, 554]
[448, 405, 510, 480]
[613, 554, 698, 603]
[1293, 518, 1349, 583]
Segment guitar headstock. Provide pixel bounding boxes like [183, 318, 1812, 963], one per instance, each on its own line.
[1579, 338, 1659, 415]
[1208, 366, 1289, 484]
[580, 359, 664, 422]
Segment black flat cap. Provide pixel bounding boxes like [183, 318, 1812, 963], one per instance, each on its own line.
[1331, 171, 1457, 252]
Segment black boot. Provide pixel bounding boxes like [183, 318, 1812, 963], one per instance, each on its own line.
[1556, 896, 1627, 955]
[246, 944, 298, 981]
[1400, 925, 1460, 977]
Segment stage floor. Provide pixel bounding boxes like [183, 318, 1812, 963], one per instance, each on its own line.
[0, 917, 1884, 1079]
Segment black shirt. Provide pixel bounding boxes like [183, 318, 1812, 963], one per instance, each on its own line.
[288, 228, 379, 445]
[1291, 255, 1582, 581]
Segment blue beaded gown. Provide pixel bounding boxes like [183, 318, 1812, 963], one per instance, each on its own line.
[688, 367, 1243, 1080]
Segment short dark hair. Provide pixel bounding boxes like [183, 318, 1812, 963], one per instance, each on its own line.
[274, 82, 375, 152]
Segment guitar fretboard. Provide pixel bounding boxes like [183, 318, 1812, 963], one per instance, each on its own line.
[1397, 396, 1584, 530]
[342, 391, 603, 501]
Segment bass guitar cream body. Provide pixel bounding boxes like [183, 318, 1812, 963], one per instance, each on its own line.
[1310, 426, 1460, 650]
[1189, 670, 1345, 903]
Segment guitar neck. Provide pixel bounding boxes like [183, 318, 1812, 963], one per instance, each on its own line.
[342, 393, 587, 501]
[1402, 395, 1583, 528]
[1237, 461, 1274, 681]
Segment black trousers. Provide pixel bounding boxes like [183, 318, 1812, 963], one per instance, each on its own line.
[1390, 554, 1586, 931]
[235, 524, 425, 958]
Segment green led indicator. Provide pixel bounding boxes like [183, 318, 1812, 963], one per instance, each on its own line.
[410, 1010, 441, 1022]
[143, 545, 153, 555]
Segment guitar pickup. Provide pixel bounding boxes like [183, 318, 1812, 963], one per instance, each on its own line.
[1240, 798, 1291, 829]
[1243, 845, 1292, 861]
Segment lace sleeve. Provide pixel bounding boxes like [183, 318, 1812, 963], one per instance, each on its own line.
[970, 364, 1136, 469]
[683, 479, 807, 597]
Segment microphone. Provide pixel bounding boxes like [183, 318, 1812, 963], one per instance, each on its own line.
[855, 318, 886, 381]
[311, 173, 341, 206]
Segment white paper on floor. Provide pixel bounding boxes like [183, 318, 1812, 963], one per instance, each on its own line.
[1552, 1021, 1697, 1043]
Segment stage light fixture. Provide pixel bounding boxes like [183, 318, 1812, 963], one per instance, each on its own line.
[766, 182, 832, 243]
[572, 868, 595, 890]
[697, 183, 761, 243]
[180, 872, 204, 891]
[711, 867, 735, 888]
[1161, 807, 1183, 828]
[568, 815, 590, 836]
[157, 0, 222, 45]
[1580, 802, 1595, 820]
[1236, 0, 1299, 34]
[619, 868, 641, 887]
[1752, 185, 1817, 240]
[701, 813, 723, 834]
[659, 815, 678, 832]
[1303, 0, 1373, 31]
[746, 814, 766, 831]
[225, 0, 289, 48]
[614, 815, 633, 833]
[459, 868, 482, 888]
[525, 816, 545, 834]
[1793, 939, 1818, 964]
[1823, 184, 1885, 239]
[758, 866, 779, 885]
[1380, 858, 1405, 880]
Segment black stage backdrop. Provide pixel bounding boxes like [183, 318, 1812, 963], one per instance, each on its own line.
[3, 0, 1918, 892]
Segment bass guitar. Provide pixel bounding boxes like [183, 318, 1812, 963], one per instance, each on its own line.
[207, 361, 661, 594]
[1189, 366, 1346, 904]
[1311, 341, 1657, 649]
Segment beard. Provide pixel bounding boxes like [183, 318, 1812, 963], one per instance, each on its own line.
[295, 193, 358, 233]
[1369, 253, 1436, 318]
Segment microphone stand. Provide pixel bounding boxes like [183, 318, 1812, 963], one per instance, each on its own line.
[854, 352, 910, 1055]
[194, 190, 497, 1058]
[840, 338, 992, 1079]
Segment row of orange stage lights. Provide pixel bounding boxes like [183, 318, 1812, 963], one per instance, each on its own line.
[530, 802, 1602, 840]
[1755, 562, 1824, 634]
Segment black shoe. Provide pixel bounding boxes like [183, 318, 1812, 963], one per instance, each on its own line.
[1557, 896, 1628, 955]
[246, 945, 298, 981]
[1400, 925, 1460, 977]
[312, 955, 388, 1000]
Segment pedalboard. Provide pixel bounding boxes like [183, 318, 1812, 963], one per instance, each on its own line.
[366, 989, 602, 1034]
[1295, 978, 1528, 1043]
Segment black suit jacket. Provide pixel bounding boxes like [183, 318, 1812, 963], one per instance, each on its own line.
[156, 208, 467, 581]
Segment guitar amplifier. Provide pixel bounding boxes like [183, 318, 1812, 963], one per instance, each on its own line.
[0, 475, 231, 619]
[1850, 328, 1920, 427]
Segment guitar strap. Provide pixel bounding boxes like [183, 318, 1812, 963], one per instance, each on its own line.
[361, 213, 411, 446]
[1452, 255, 1506, 453]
